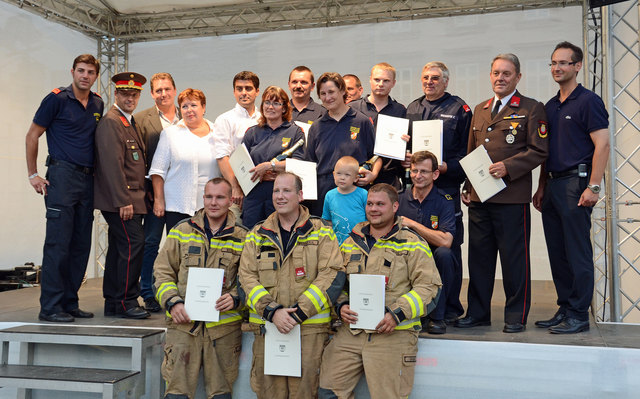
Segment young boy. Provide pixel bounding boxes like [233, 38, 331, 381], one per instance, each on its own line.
[322, 156, 368, 244]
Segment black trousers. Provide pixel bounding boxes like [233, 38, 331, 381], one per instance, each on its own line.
[467, 202, 531, 324]
[541, 175, 593, 321]
[39, 161, 94, 314]
[102, 211, 144, 312]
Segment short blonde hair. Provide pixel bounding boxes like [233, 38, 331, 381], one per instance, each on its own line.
[371, 62, 396, 80]
[334, 156, 360, 175]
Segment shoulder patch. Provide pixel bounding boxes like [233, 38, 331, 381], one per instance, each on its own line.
[51, 88, 61, 94]
[538, 121, 548, 138]
[463, 104, 471, 113]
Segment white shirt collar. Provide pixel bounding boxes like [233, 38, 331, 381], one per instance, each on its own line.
[494, 90, 516, 113]
[114, 103, 132, 122]
[234, 102, 260, 120]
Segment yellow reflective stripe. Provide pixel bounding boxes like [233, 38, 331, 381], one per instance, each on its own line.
[302, 284, 328, 314]
[245, 232, 268, 246]
[340, 243, 356, 253]
[297, 227, 336, 243]
[373, 240, 432, 256]
[156, 282, 177, 302]
[249, 312, 265, 324]
[204, 311, 243, 328]
[395, 317, 421, 330]
[248, 285, 268, 310]
[401, 290, 424, 319]
[302, 309, 331, 324]
[167, 229, 206, 244]
[209, 238, 244, 252]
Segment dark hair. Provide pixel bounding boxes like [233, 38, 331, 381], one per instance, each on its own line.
[178, 88, 206, 107]
[317, 72, 347, 102]
[410, 151, 438, 171]
[206, 177, 232, 197]
[258, 86, 292, 126]
[343, 74, 362, 88]
[233, 71, 260, 90]
[150, 73, 176, 91]
[289, 66, 315, 84]
[276, 172, 303, 192]
[72, 54, 100, 75]
[553, 41, 583, 63]
[369, 183, 399, 204]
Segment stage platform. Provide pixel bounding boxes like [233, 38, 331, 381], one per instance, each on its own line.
[1, 278, 639, 398]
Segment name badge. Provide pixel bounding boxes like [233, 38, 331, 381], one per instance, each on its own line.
[295, 267, 306, 277]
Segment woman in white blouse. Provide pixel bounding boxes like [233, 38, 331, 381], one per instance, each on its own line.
[149, 88, 220, 232]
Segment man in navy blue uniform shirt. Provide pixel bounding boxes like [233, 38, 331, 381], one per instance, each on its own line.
[348, 62, 407, 188]
[26, 54, 104, 322]
[397, 151, 457, 334]
[406, 61, 472, 322]
[288, 66, 326, 124]
[533, 42, 609, 334]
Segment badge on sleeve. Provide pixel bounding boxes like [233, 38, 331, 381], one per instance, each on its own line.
[463, 104, 471, 113]
[281, 137, 291, 148]
[430, 215, 439, 229]
[538, 121, 548, 138]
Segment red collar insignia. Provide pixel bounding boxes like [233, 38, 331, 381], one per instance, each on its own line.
[483, 99, 493, 109]
[119, 116, 130, 127]
[510, 96, 521, 108]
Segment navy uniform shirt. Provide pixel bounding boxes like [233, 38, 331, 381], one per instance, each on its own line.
[305, 107, 375, 176]
[33, 85, 104, 167]
[397, 186, 456, 249]
[544, 84, 609, 173]
[406, 93, 472, 189]
[290, 98, 326, 125]
[242, 121, 305, 164]
[348, 95, 407, 186]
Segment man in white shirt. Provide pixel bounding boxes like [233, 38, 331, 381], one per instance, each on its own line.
[213, 71, 261, 215]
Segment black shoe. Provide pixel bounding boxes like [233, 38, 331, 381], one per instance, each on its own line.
[104, 303, 116, 317]
[67, 308, 94, 318]
[535, 311, 565, 328]
[444, 315, 460, 325]
[38, 312, 74, 323]
[549, 317, 589, 334]
[117, 306, 150, 319]
[144, 297, 162, 313]
[426, 320, 447, 335]
[454, 316, 491, 328]
[503, 322, 526, 333]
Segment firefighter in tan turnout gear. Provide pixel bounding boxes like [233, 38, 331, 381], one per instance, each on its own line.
[239, 172, 346, 399]
[154, 177, 248, 399]
[318, 183, 442, 399]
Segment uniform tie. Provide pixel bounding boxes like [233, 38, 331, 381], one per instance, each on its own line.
[491, 99, 502, 119]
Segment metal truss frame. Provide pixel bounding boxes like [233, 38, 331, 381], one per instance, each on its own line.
[587, 0, 640, 323]
[5, 0, 582, 42]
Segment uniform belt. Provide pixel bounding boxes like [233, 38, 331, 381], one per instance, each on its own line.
[548, 168, 579, 179]
[48, 158, 93, 174]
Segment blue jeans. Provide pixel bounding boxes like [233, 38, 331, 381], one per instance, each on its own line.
[140, 212, 165, 300]
[39, 160, 94, 314]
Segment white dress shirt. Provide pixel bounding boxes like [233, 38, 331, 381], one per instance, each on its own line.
[212, 103, 260, 159]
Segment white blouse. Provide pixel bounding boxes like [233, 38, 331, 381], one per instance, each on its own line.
[149, 119, 220, 215]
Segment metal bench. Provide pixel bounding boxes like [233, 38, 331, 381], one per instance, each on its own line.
[0, 364, 139, 399]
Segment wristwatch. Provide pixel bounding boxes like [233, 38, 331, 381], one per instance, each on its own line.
[270, 159, 276, 171]
[587, 184, 601, 194]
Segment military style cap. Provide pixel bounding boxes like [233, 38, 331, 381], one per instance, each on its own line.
[112, 72, 147, 91]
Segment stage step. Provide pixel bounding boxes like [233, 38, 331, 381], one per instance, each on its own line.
[0, 364, 139, 399]
[0, 324, 164, 399]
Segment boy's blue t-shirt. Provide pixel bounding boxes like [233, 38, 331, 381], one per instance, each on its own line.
[322, 187, 368, 244]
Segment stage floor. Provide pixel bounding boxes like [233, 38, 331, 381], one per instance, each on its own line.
[1, 278, 638, 349]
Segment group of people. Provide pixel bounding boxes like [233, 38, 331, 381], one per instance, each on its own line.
[25, 39, 608, 398]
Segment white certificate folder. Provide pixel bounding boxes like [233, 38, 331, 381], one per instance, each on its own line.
[285, 158, 318, 200]
[374, 114, 409, 160]
[229, 143, 259, 195]
[349, 274, 385, 330]
[184, 268, 224, 322]
[459, 145, 506, 202]
[412, 120, 443, 165]
[264, 323, 301, 377]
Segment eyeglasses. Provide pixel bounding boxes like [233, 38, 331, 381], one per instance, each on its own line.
[549, 61, 577, 67]
[410, 170, 434, 176]
[264, 101, 283, 108]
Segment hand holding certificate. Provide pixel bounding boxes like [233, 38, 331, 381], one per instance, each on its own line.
[412, 120, 443, 165]
[229, 143, 258, 195]
[184, 268, 225, 322]
[460, 145, 507, 202]
[264, 323, 301, 377]
[349, 274, 386, 330]
[374, 114, 409, 161]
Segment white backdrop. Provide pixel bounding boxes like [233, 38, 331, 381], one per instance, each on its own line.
[1, 2, 583, 283]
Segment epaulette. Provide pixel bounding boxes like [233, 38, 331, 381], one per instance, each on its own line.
[93, 91, 102, 98]
[51, 88, 62, 95]
[400, 226, 427, 242]
[235, 221, 249, 231]
[309, 215, 331, 227]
